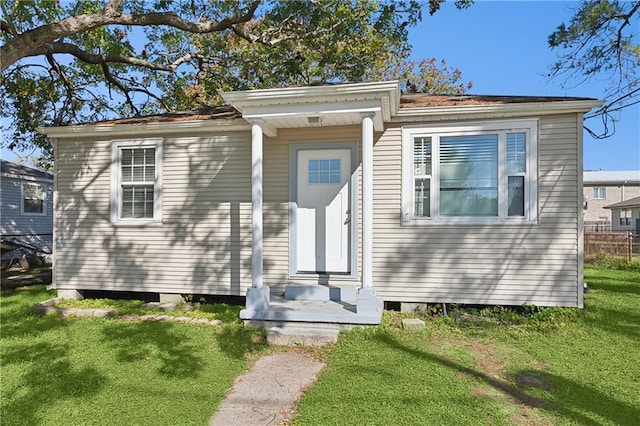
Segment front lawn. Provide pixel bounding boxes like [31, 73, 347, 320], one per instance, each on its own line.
[0, 286, 266, 426]
[294, 266, 640, 425]
[2, 266, 638, 425]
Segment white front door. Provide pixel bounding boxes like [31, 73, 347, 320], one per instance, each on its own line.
[296, 148, 352, 274]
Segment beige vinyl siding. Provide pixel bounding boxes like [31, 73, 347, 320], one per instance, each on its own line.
[55, 124, 364, 296]
[372, 114, 581, 307]
[55, 132, 254, 296]
[55, 113, 582, 307]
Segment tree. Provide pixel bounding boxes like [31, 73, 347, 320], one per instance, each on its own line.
[1, 0, 472, 163]
[548, 0, 640, 138]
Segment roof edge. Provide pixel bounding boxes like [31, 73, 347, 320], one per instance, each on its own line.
[395, 99, 603, 119]
[604, 196, 640, 209]
[39, 116, 250, 139]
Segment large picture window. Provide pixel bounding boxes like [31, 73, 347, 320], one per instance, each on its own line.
[111, 139, 162, 224]
[402, 121, 538, 224]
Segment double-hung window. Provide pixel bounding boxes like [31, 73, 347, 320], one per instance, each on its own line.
[620, 209, 632, 226]
[22, 182, 46, 215]
[402, 120, 538, 224]
[593, 187, 606, 199]
[111, 139, 162, 224]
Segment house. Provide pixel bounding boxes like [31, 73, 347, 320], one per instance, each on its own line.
[583, 170, 640, 231]
[604, 196, 640, 233]
[40, 81, 601, 326]
[1, 160, 54, 252]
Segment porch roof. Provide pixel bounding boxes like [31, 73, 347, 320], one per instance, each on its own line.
[221, 80, 400, 136]
[604, 196, 640, 210]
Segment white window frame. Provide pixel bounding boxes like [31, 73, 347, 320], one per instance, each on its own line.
[21, 182, 47, 216]
[620, 209, 631, 226]
[402, 120, 538, 225]
[110, 138, 163, 225]
[593, 187, 606, 199]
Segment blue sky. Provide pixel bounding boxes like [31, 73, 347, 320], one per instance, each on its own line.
[2, 1, 638, 171]
[409, 0, 639, 171]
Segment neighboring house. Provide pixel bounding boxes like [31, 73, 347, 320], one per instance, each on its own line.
[583, 170, 640, 231]
[0, 160, 54, 252]
[604, 196, 640, 233]
[40, 81, 601, 325]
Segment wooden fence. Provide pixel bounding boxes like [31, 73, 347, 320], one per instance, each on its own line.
[584, 232, 635, 262]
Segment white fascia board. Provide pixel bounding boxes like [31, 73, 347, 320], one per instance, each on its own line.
[243, 102, 384, 131]
[38, 118, 250, 139]
[0, 173, 53, 183]
[393, 99, 603, 122]
[222, 80, 400, 118]
[241, 100, 382, 119]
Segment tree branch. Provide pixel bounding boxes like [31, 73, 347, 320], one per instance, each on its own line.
[1, 19, 18, 36]
[37, 41, 178, 71]
[0, 0, 262, 72]
[100, 62, 139, 115]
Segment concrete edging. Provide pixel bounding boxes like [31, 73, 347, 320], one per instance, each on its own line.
[32, 298, 223, 325]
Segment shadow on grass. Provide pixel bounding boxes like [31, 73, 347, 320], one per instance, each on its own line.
[592, 282, 640, 296]
[586, 305, 640, 341]
[1, 287, 107, 426]
[373, 332, 640, 425]
[216, 323, 265, 359]
[0, 286, 61, 339]
[585, 270, 640, 296]
[508, 369, 640, 425]
[1, 343, 107, 425]
[584, 271, 640, 341]
[100, 321, 206, 378]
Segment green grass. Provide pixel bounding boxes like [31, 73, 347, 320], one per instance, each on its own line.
[0, 286, 266, 426]
[294, 266, 640, 425]
[3, 267, 639, 425]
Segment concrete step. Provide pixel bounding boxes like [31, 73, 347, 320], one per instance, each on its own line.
[265, 322, 341, 346]
[284, 284, 358, 302]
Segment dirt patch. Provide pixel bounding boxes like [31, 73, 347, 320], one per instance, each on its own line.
[447, 338, 554, 425]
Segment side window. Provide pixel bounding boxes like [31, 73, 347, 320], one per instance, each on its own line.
[111, 139, 162, 224]
[22, 182, 46, 215]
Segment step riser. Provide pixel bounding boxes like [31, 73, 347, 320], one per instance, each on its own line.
[284, 285, 357, 302]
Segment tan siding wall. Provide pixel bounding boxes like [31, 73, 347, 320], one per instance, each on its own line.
[55, 132, 254, 296]
[55, 125, 363, 296]
[372, 115, 582, 307]
[55, 114, 582, 306]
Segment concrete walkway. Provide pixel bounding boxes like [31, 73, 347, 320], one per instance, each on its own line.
[210, 352, 325, 426]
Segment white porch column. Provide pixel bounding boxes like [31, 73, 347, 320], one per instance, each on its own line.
[245, 120, 270, 311]
[361, 113, 374, 289]
[251, 121, 264, 288]
[357, 113, 380, 316]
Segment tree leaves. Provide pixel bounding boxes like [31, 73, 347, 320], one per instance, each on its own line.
[1, 0, 471, 163]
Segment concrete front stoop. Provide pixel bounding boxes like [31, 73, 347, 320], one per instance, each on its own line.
[266, 322, 341, 346]
[241, 284, 383, 346]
